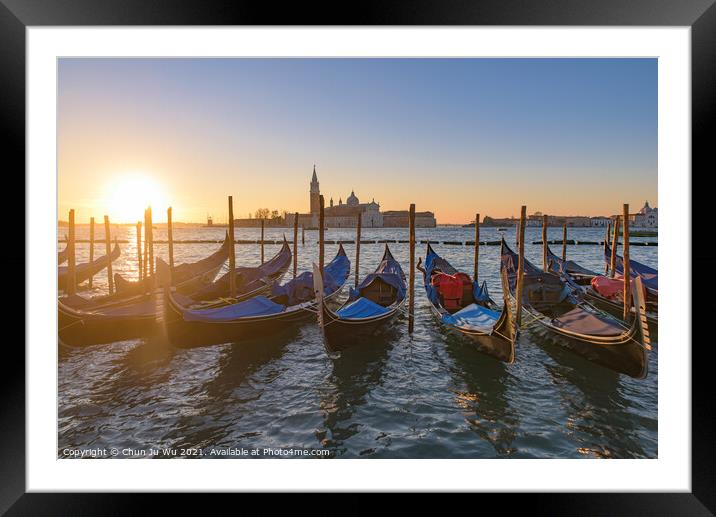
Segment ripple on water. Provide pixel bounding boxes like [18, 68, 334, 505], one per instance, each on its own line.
[58, 226, 657, 458]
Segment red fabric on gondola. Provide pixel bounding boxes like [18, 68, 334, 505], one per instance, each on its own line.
[431, 273, 464, 310]
[591, 275, 647, 301]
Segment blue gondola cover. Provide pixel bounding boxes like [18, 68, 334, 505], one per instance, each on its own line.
[182, 295, 284, 322]
[336, 297, 390, 319]
[272, 250, 350, 305]
[442, 303, 500, 331]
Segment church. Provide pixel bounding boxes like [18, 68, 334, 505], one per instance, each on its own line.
[286, 166, 436, 229]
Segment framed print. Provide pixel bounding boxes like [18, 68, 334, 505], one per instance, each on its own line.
[5, 0, 713, 512]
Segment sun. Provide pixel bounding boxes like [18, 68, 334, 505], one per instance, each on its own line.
[104, 174, 169, 223]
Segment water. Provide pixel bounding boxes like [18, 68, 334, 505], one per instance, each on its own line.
[58, 225, 657, 459]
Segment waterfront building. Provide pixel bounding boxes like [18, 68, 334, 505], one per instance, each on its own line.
[285, 166, 435, 228]
[633, 201, 658, 227]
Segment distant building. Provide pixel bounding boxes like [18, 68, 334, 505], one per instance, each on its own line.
[591, 216, 610, 227]
[382, 210, 436, 228]
[285, 165, 436, 228]
[633, 200, 658, 227]
[484, 213, 608, 228]
[609, 201, 658, 229]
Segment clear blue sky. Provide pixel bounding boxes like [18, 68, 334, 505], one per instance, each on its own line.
[59, 58, 657, 223]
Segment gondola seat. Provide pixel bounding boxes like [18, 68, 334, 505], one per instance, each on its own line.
[431, 273, 464, 311]
[551, 307, 624, 337]
[361, 277, 398, 307]
[523, 273, 568, 310]
[453, 272, 474, 307]
[591, 275, 647, 301]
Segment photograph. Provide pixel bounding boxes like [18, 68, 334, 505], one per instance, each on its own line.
[56, 56, 658, 460]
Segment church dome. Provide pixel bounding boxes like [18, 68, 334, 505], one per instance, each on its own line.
[347, 190, 359, 206]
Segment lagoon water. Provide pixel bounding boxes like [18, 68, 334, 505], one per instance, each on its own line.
[58, 225, 657, 459]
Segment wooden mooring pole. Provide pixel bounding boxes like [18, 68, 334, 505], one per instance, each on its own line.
[136, 220, 142, 281]
[604, 222, 611, 274]
[228, 196, 236, 298]
[610, 216, 620, 278]
[623, 204, 631, 320]
[143, 208, 149, 281]
[319, 195, 325, 273]
[167, 207, 174, 270]
[293, 212, 299, 278]
[148, 206, 154, 277]
[408, 203, 416, 334]
[473, 213, 480, 282]
[355, 214, 362, 288]
[542, 214, 548, 271]
[516, 206, 527, 326]
[260, 218, 265, 264]
[66, 209, 76, 295]
[104, 215, 114, 295]
[302, 225, 305, 245]
[562, 223, 567, 261]
[88, 216, 95, 288]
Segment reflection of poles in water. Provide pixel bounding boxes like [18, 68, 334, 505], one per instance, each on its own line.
[539, 342, 651, 458]
[168, 330, 298, 450]
[318, 338, 394, 457]
[441, 337, 518, 456]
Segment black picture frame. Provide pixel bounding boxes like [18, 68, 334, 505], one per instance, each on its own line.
[5, 0, 713, 512]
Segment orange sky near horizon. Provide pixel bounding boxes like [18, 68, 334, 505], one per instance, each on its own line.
[58, 163, 656, 225]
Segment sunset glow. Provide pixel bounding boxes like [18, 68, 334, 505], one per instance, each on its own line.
[104, 174, 168, 223]
[58, 58, 657, 224]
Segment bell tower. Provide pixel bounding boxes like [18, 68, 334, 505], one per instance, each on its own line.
[310, 164, 320, 215]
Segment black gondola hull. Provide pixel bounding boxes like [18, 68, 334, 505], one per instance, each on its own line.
[319, 302, 403, 353]
[525, 313, 649, 378]
[163, 284, 345, 348]
[163, 292, 312, 348]
[427, 303, 515, 363]
[58, 300, 157, 347]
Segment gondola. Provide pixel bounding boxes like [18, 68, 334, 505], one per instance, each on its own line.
[419, 243, 516, 363]
[188, 237, 292, 302]
[546, 242, 658, 330]
[501, 239, 651, 378]
[314, 244, 405, 352]
[544, 243, 598, 286]
[113, 232, 231, 296]
[58, 237, 234, 347]
[162, 245, 350, 348]
[57, 241, 121, 291]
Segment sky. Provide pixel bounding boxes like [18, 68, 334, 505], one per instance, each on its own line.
[58, 58, 657, 224]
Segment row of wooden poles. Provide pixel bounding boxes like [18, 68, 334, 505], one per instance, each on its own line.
[224, 194, 421, 331]
[65, 200, 634, 326]
[64, 210, 116, 297]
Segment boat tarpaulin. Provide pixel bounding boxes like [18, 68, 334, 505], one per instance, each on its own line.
[336, 297, 390, 319]
[591, 275, 648, 301]
[605, 244, 658, 292]
[442, 303, 500, 332]
[191, 240, 291, 300]
[473, 281, 491, 304]
[182, 295, 284, 322]
[551, 307, 624, 336]
[346, 246, 406, 304]
[272, 249, 350, 305]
